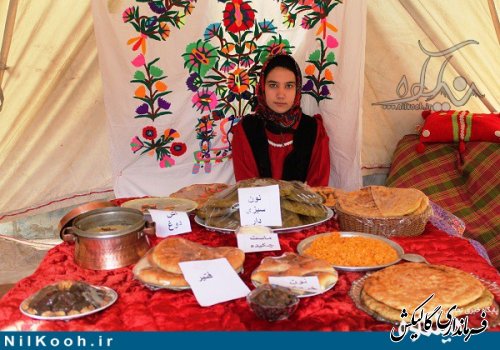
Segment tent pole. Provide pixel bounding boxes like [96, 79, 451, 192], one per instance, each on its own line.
[0, 0, 19, 111]
[487, 0, 500, 45]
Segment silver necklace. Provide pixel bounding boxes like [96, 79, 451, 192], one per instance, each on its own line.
[267, 139, 293, 148]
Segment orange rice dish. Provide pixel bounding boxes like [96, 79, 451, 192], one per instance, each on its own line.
[303, 232, 399, 267]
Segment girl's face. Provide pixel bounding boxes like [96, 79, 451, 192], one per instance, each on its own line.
[264, 67, 297, 114]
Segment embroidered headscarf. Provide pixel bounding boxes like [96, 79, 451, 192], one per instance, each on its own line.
[255, 53, 303, 129]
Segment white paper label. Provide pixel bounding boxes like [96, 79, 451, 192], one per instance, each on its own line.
[237, 185, 282, 226]
[179, 258, 250, 307]
[236, 233, 281, 253]
[268, 276, 322, 293]
[148, 210, 191, 237]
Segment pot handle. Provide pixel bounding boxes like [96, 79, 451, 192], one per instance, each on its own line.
[61, 227, 77, 243]
[143, 221, 156, 236]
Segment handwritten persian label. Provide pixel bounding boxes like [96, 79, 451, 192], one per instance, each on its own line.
[148, 209, 191, 237]
[238, 185, 282, 227]
[236, 233, 281, 253]
[268, 276, 321, 293]
[179, 258, 250, 307]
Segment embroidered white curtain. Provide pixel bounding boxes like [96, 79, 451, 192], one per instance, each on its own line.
[92, 0, 366, 197]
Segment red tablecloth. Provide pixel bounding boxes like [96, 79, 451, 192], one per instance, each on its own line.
[1, 214, 499, 331]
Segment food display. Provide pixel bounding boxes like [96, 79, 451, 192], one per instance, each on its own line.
[335, 186, 432, 236]
[310, 186, 345, 208]
[247, 284, 300, 322]
[196, 178, 328, 231]
[20, 281, 117, 319]
[355, 263, 494, 323]
[251, 253, 338, 295]
[299, 232, 401, 269]
[134, 237, 245, 289]
[121, 197, 197, 213]
[169, 183, 229, 207]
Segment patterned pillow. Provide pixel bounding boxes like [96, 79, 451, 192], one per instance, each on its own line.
[416, 110, 500, 153]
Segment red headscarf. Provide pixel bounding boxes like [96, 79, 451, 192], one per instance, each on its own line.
[255, 54, 303, 129]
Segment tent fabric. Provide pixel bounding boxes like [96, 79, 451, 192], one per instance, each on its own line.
[0, 0, 498, 223]
[0, 0, 113, 222]
[91, 0, 366, 199]
[362, 0, 500, 176]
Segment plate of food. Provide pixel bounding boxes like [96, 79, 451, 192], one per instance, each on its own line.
[297, 231, 403, 271]
[169, 183, 229, 207]
[195, 178, 333, 233]
[195, 207, 333, 234]
[20, 280, 117, 321]
[250, 253, 338, 298]
[349, 263, 499, 327]
[133, 237, 245, 291]
[121, 197, 197, 213]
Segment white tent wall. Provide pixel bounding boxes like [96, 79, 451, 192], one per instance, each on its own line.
[363, 0, 500, 176]
[0, 0, 498, 233]
[0, 0, 113, 224]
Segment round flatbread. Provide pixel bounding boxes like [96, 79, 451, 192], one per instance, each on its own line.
[371, 186, 427, 217]
[251, 253, 338, 291]
[151, 237, 245, 274]
[363, 263, 488, 315]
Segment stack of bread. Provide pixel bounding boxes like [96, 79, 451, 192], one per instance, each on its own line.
[135, 237, 245, 289]
[251, 253, 338, 294]
[359, 262, 494, 323]
[310, 186, 345, 208]
[335, 186, 431, 236]
[197, 178, 328, 230]
[169, 183, 229, 207]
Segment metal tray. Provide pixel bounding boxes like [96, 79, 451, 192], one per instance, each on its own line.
[194, 207, 334, 234]
[297, 231, 404, 272]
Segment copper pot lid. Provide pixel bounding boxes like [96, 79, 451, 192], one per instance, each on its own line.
[58, 201, 116, 238]
[70, 207, 145, 239]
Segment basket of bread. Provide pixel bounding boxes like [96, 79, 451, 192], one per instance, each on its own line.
[335, 186, 432, 237]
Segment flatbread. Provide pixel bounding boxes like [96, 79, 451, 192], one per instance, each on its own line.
[371, 186, 427, 217]
[251, 253, 338, 291]
[151, 237, 245, 274]
[363, 263, 488, 313]
[361, 286, 494, 323]
[336, 187, 382, 217]
[170, 183, 228, 206]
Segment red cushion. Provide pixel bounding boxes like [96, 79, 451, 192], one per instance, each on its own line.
[417, 110, 500, 153]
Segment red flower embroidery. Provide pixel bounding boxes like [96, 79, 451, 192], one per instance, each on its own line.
[223, 0, 255, 33]
[142, 126, 157, 140]
[170, 142, 187, 156]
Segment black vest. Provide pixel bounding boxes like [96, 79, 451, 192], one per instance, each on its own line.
[241, 114, 317, 182]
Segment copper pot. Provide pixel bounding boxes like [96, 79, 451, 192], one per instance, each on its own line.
[61, 207, 155, 270]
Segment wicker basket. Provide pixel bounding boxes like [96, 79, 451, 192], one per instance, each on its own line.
[335, 205, 433, 237]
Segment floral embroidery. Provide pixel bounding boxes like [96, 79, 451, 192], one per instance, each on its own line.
[131, 126, 187, 166]
[279, 0, 342, 103]
[131, 57, 172, 121]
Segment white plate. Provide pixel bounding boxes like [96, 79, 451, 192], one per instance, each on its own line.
[297, 231, 404, 272]
[20, 284, 117, 321]
[121, 197, 198, 213]
[251, 277, 337, 298]
[194, 207, 334, 234]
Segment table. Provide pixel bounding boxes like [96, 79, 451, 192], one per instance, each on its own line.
[0, 212, 499, 331]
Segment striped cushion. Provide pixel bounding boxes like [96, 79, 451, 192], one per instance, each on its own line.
[387, 134, 500, 270]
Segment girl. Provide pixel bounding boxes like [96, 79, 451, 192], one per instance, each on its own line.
[232, 54, 330, 186]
